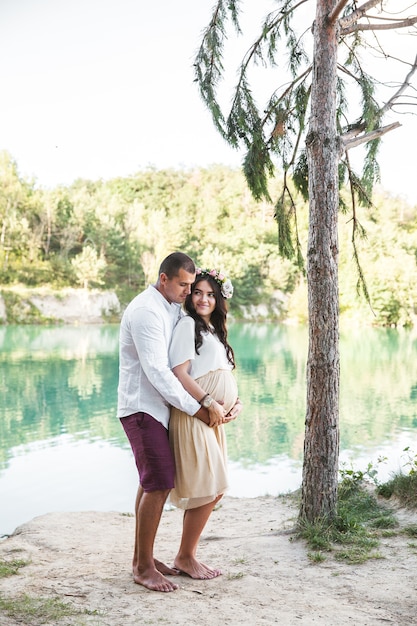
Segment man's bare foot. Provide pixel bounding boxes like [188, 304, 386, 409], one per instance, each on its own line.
[174, 556, 222, 580]
[154, 559, 180, 576]
[133, 566, 179, 592]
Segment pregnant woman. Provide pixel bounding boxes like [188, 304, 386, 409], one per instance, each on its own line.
[169, 267, 241, 580]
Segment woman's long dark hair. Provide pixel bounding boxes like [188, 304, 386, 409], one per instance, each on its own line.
[185, 274, 235, 368]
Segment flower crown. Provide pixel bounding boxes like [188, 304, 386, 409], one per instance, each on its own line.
[195, 267, 234, 299]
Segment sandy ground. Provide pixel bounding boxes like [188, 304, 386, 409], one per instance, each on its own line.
[0, 494, 416, 626]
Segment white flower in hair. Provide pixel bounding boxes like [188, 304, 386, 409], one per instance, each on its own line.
[221, 278, 233, 299]
[196, 267, 234, 299]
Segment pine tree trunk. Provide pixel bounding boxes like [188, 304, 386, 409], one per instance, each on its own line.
[300, 0, 340, 522]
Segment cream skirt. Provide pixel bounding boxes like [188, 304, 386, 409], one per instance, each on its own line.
[168, 369, 238, 510]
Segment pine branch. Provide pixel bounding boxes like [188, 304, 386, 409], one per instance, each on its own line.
[341, 52, 416, 151]
[342, 150, 375, 311]
[232, 0, 309, 107]
[194, 0, 416, 270]
[337, 39, 383, 127]
[380, 54, 417, 116]
[342, 121, 401, 151]
[341, 16, 417, 35]
[339, 0, 387, 31]
[221, 1, 312, 201]
[194, 1, 242, 138]
[328, 0, 350, 25]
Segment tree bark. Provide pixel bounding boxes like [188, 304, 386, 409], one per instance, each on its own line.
[300, 0, 340, 521]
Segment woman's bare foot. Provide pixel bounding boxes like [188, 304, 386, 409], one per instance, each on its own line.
[154, 559, 180, 576]
[174, 556, 222, 580]
[133, 565, 179, 592]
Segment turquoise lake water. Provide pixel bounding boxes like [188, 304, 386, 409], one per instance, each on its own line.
[1, 323, 417, 535]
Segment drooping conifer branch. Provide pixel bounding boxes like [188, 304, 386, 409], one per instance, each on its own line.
[380, 54, 417, 116]
[195, 0, 416, 268]
[194, 0, 242, 139]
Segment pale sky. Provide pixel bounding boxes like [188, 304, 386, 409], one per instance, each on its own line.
[1, 0, 416, 203]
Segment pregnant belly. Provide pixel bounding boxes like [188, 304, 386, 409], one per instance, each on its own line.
[196, 369, 238, 414]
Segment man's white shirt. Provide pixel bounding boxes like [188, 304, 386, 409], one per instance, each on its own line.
[117, 285, 200, 429]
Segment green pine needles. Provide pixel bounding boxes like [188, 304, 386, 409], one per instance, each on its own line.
[194, 0, 416, 281]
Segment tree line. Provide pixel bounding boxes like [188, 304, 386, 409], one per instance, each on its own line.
[0, 150, 416, 326]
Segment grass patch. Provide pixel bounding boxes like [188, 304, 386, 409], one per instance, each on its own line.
[376, 447, 417, 508]
[377, 473, 417, 508]
[369, 514, 398, 529]
[403, 524, 417, 538]
[298, 479, 397, 564]
[232, 556, 248, 565]
[307, 551, 326, 563]
[334, 548, 383, 564]
[407, 541, 417, 553]
[0, 558, 30, 578]
[0, 593, 94, 624]
[226, 571, 245, 580]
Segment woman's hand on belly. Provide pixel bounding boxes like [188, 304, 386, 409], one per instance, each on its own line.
[224, 397, 243, 422]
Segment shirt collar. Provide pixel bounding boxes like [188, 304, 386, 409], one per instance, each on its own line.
[150, 284, 181, 318]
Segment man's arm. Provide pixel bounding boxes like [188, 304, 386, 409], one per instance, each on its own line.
[171, 361, 226, 427]
[131, 308, 201, 416]
[193, 405, 210, 425]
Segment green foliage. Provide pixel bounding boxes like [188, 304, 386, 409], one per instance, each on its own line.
[242, 137, 274, 202]
[377, 448, 417, 508]
[194, 1, 317, 257]
[0, 158, 416, 325]
[71, 245, 106, 289]
[292, 151, 308, 200]
[403, 447, 417, 476]
[275, 196, 295, 259]
[193, 0, 416, 306]
[339, 456, 387, 488]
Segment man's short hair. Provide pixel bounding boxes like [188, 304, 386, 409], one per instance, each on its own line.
[158, 252, 195, 279]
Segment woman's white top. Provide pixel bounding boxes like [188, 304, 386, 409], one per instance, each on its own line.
[169, 315, 233, 380]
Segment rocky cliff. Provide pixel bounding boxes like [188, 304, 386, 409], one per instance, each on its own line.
[0, 288, 120, 324]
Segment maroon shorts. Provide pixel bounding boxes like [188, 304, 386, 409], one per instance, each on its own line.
[120, 412, 175, 492]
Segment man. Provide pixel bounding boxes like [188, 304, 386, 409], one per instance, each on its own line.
[118, 252, 241, 592]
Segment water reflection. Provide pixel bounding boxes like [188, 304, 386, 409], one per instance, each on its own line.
[1, 323, 417, 535]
